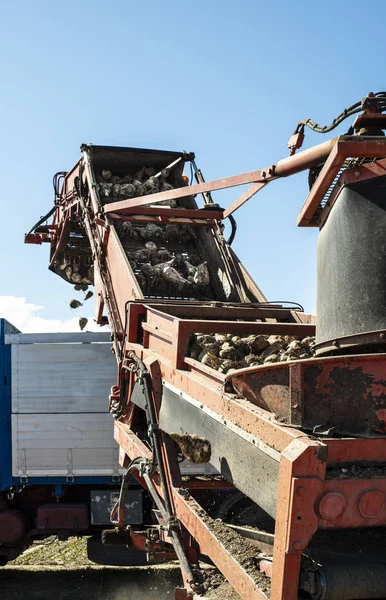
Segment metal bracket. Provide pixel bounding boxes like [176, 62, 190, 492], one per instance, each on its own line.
[66, 448, 74, 483]
[20, 449, 28, 483]
[112, 447, 120, 482]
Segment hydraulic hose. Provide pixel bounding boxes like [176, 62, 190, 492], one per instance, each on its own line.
[127, 352, 174, 515]
[27, 206, 56, 235]
[110, 456, 145, 527]
[293, 92, 386, 135]
[227, 213, 237, 245]
[126, 351, 200, 591]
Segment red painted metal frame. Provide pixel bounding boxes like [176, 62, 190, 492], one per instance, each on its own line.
[141, 305, 315, 370]
[223, 181, 268, 218]
[318, 155, 386, 228]
[25, 135, 342, 246]
[110, 215, 218, 227]
[102, 137, 337, 217]
[113, 307, 386, 598]
[297, 136, 386, 227]
[113, 305, 386, 598]
[28, 136, 385, 243]
[25, 133, 386, 599]
[107, 206, 224, 220]
[172, 491, 269, 600]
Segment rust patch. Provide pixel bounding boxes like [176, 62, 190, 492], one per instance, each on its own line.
[231, 366, 290, 419]
[316, 446, 328, 464]
[229, 356, 386, 435]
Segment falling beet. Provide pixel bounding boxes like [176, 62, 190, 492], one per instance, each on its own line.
[79, 317, 88, 331]
[69, 299, 82, 309]
[84, 290, 93, 301]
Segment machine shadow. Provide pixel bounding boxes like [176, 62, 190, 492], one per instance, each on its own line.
[0, 566, 182, 600]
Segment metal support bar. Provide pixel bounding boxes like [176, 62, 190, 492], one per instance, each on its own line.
[270, 439, 326, 600]
[223, 182, 267, 218]
[172, 490, 270, 600]
[104, 170, 268, 214]
[297, 136, 386, 226]
[104, 137, 338, 216]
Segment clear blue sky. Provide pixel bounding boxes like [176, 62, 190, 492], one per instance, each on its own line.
[0, 0, 385, 326]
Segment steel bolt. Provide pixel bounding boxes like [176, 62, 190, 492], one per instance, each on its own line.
[355, 170, 361, 177]
[292, 541, 303, 551]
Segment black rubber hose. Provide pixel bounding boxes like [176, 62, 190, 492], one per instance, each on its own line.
[52, 171, 67, 198]
[127, 352, 174, 517]
[27, 206, 56, 235]
[227, 214, 237, 245]
[294, 92, 386, 135]
[143, 472, 167, 516]
[119, 301, 130, 361]
[295, 107, 362, 134]
[143, 473, 198, 587]
[110, 457, 144, 527]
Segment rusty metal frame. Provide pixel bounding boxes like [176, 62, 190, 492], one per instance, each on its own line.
[318, 155, 386, 228]
[297, 136, 386, 227]
[107, 206, 224, 220]
[223, 181, 268, 218]
[27, 136, 386, 243]
[25, 134, 386, 600]
[102, 137, 337, 217]
[112, 303, 386, 599]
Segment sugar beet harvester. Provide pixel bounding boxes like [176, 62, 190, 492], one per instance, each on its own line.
[26, 92, 386, 600]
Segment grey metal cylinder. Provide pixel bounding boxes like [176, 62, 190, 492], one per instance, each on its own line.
[311, 560, 386, 600]
[316, 175, 386, 354]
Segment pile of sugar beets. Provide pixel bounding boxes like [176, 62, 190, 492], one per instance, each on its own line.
[98, 165, 213, 296]
[96, 167, 177, 204]
[72, 166, 202, 327]
[188, 334, 316, 373]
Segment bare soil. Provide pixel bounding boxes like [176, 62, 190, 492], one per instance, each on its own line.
[0, 538, 182, 600]
[206, 581, 241, 600]
[1, 535, 269, 600]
